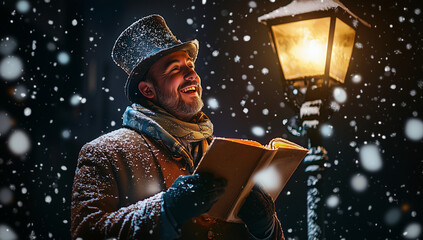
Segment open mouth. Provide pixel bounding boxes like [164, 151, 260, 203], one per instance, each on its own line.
[180, 86, 197, 94]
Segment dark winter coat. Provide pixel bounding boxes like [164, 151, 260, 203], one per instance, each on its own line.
[71, 127, 284, 239]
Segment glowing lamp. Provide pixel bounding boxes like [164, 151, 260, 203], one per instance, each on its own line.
[259, 0, 370, 89]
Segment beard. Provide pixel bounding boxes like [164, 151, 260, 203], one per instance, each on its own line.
[154, 81, 204, 120]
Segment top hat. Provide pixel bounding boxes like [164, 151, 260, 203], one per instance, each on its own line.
[111, 14, 199, 102]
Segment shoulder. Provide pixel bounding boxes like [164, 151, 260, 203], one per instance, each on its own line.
[79, 128, 150, 158]
[89, 127, 147, 146]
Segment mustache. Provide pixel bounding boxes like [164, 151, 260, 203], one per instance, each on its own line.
[179, 81, 200, 90]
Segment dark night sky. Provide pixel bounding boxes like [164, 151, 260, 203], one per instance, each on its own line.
[1, 0, 422, 239]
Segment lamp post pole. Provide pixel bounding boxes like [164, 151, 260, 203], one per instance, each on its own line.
[304, 144, 327, 240]
[300, 92, 328, 240]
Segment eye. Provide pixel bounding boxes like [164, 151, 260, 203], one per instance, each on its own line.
[170, 66, 180, 72]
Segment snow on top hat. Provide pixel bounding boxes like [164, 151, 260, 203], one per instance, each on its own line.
[111, 14, 199, 102]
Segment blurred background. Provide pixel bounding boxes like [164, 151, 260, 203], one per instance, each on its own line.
[0, 0, 422, 239]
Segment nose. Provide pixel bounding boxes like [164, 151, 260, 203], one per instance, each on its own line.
[184, 66, 197, 81]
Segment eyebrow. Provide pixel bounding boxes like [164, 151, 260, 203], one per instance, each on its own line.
[164, 60, 180, 71]
[164, 57, 194, 72]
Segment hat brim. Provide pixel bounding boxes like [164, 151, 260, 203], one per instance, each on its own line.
[125, 39, 199, 103]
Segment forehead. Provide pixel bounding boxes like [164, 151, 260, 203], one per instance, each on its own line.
[153, 51, 192, 69]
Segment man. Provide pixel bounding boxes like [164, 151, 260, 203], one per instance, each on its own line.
[71, 15, 285, 240]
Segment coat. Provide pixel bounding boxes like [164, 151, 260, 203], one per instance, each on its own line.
[71, 127, 284, 239]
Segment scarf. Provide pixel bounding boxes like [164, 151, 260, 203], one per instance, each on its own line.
[122, 101, 213, 170]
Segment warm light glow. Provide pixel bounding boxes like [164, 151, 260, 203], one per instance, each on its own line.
[329, 18, 356, 83]
[271, 17, 356, 84]
[300, 39, 326, 65]
[271, 17, 330, 80]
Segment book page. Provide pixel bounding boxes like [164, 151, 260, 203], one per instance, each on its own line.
[263, 147, 309, 200]
[194, 138, 268, 220]
[227, 150, 277, 222]
[222, 138, 264, 148]
[268, 137, 305, 150]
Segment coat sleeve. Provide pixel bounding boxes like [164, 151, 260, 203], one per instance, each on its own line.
[70, 142, 164, 240]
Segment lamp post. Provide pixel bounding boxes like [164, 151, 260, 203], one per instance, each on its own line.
[258, 1, 370, 239]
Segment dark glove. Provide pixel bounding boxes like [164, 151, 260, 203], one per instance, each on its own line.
[163, 173, 227, 228]
[238, 184, 276, 238]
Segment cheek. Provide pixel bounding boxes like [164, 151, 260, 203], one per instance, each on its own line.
[170, 84, 181, 96]
[158, 76, 180, 94]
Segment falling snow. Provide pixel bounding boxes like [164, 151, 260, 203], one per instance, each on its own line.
[404, 118, 423, 141]
[7, 130, 31, 156]
[333, 87, 347, 104]
[0, 56, 23, 81]
[57, 51, 70, 65]
[251, 126, 265, 137]
[1, 0, 422, 239]
[350, 173, 368, 192]
[16, 0, 31, 14]
[207, 98, 219, 110]
[359, 144, 383, 172]
[326, 195, 340, 208]
[253, 165, 281, 192]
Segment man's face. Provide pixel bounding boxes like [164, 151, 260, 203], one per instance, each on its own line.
[146, 50, 203, 120]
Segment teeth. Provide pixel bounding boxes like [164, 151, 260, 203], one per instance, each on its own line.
[181, 86, 196, 93]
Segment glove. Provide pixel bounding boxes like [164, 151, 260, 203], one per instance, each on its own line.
[163, 173, 227, 228]
[238, 184, 276, 238]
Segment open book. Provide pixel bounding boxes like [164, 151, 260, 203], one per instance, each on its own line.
[193, 137, 308, 222]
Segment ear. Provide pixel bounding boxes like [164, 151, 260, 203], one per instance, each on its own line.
[138, 81, 156, 99]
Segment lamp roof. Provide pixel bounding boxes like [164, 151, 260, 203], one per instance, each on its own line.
[258, 0, 370, 28]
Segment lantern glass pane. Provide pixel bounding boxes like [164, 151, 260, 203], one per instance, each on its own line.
[271, 17, 330, 80]
[329, 18, 356, 83]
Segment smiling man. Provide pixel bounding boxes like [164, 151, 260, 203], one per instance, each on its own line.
[70, 15, 284, 240]
[139, 50, 203, 121]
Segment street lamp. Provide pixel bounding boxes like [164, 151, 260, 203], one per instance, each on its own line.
[258, 0, 370, 239]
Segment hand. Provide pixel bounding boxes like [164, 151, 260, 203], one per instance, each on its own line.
[238, 184, 276, 238]
[163, 173, 227, 227]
